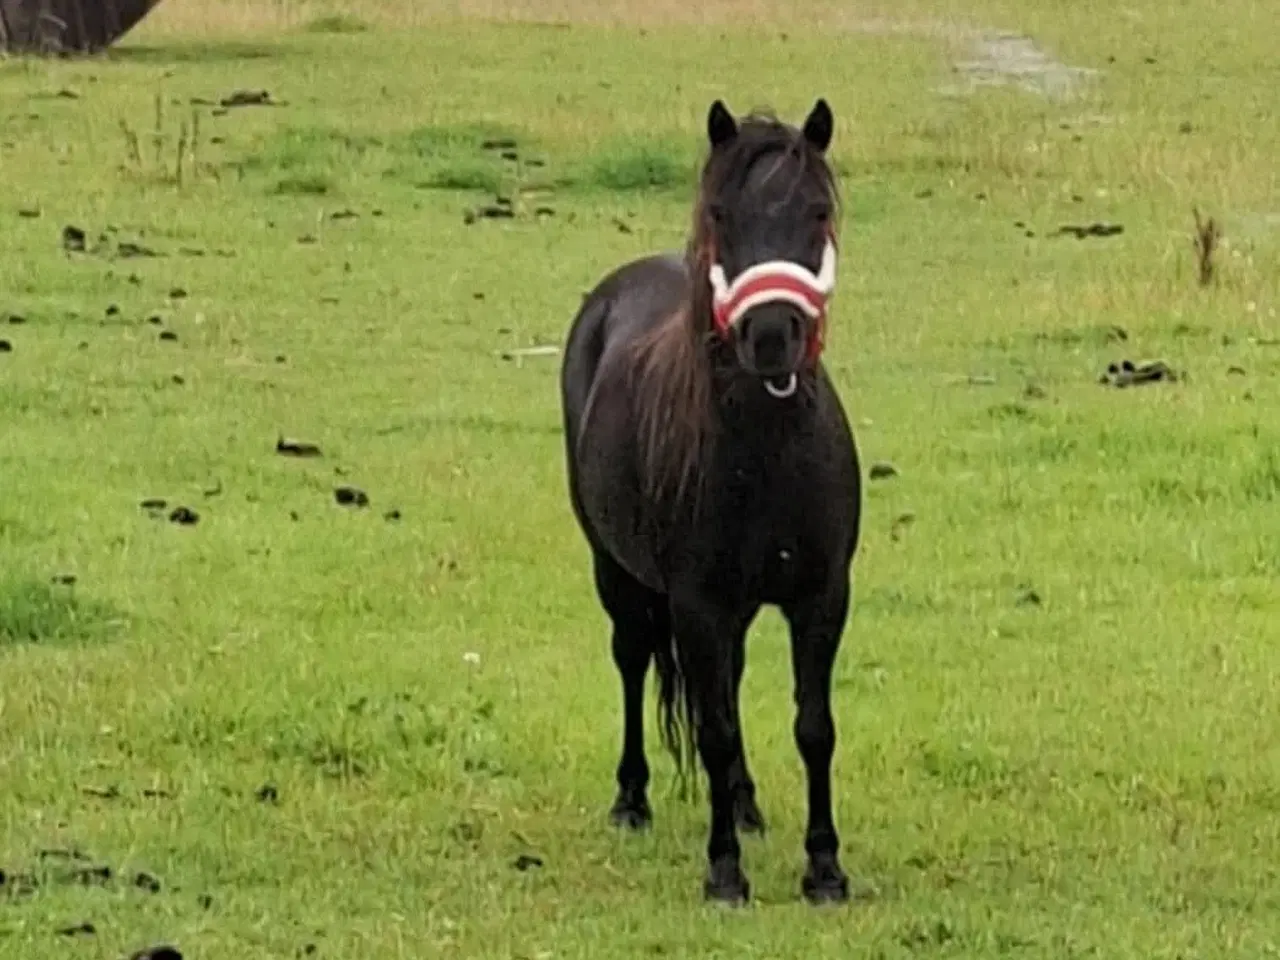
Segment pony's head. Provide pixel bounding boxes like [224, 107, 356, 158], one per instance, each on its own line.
[690, 99, 840, 399]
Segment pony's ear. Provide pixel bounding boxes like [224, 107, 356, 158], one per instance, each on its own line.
[707, 99, 738, 150]
[801, 98, 834, 153]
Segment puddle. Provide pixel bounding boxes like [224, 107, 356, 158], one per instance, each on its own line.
[940, 31, 1100, 101]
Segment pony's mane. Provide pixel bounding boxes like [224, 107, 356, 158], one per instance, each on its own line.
[625, 110, 841, 509]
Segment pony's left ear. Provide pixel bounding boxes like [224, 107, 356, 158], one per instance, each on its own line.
[801, 98, 834, 153]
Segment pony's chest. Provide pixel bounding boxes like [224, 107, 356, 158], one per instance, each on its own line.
[704, 459, 832, 598]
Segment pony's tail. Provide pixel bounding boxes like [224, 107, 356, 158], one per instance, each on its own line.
[652, 632, 700, 802]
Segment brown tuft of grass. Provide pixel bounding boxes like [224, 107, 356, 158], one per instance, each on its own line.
[1192, 206, 1222, 287]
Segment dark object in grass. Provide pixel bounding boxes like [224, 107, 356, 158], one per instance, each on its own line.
[0, 339, 11, 353]
[159, 330, 178, 342]
[7, 313, 26, 324]
[68, 864, 112, 886]
[889, 511, 915, 542]
[37, 847, 90, 862]
[220, 89, 276, 108]
[463, 204, 515, 224]
[1099, 359, 1179, 387]
[512, 854, 544, 871]
[481, 137, 517, 151]
[168, 506, 199, 525]
[62, 224, 86, 251]
[1192, 206, 1221, 286]
[559, 99, 859, 907]
[117, 240, 160, 258]
[0, 0, 161, 54]
[56, 921, 96, 936]
[1016, 585, 1042, 606]
[276, 437, 322, 458]
[129, 946, 183, 960]
[867, 462, 898, 481]
[1056, 222, 1124, 239]
[334, 486, 368, 507]
[1, 868, 39, 898]
[134, 871, 162, 893]
[254, 783, 279, 804]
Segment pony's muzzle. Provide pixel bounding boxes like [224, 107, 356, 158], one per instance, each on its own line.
[735, 303, 808, 382]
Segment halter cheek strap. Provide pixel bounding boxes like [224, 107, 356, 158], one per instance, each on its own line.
[708, 236, 838, 362]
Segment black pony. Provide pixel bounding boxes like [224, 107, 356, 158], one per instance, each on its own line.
[559, 98, 862, 905]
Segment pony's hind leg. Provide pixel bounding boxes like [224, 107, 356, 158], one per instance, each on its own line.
[592, 549, 664, 830]
[670, 597, 755, 905]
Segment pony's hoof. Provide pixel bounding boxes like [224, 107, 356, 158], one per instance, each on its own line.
[802, 856, 850, 905]
[703, 857, 750, 906]
[734, 792, 767, 835]
[608, 794, 652, 831]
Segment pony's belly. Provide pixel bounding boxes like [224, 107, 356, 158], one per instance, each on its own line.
[574, 444, 666, 593]
[585, 498, 665, 593]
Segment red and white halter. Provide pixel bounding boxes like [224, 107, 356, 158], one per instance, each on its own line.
[708, 236, 838, 363]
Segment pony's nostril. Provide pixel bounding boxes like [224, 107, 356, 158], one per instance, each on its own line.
[789, 313, 803, 339]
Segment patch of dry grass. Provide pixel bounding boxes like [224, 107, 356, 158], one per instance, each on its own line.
[143, 0, 976, 36]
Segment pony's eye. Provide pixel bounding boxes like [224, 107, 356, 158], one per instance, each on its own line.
[707, 204, 727, 224]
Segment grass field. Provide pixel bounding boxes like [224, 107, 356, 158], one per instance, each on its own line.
[2, 0, 1279, 956]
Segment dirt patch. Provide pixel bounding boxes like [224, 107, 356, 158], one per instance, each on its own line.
[941, 31, 1100, 100]
[1237, 212, 1280, 240]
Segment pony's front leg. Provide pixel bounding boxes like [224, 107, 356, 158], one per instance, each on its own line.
[672, 597, 753, 905]
[783, 579, 852, 904]
[727, 637, 766, 834]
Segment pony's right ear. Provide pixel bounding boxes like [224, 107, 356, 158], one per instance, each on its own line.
[801, 98, 834, 153]
[707, 100, 738, 149]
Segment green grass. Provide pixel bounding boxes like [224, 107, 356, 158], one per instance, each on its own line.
[2, 2, 1280, 957]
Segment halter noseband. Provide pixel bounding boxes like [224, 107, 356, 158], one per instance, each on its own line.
[708, 235, 838, 362]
